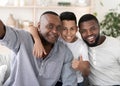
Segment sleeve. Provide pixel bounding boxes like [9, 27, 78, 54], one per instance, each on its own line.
[61, 49, 77, 86]
[0, 26, 21, 53]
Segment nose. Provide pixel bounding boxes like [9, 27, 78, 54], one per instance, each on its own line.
[52, 27, 58, 33]
[67, 29, 71, 35]
[87, 30, 92, 36]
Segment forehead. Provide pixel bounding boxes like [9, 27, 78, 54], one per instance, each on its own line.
[62, 20, 76, 24]
[41, 14, 61, 25]
[80, 20, 97, 28]
[62, 20, 76, 27]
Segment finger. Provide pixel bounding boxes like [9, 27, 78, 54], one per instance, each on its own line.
[33, 49, 36, 56]
[39, 51, 44, 58]
[33, 49, 38, 58]
[79, 56, 83, 61]
[43, 49, 47, 55]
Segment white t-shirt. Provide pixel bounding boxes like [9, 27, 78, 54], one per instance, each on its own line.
[59, 37, 89, 83]
[89, 36, 120, 85]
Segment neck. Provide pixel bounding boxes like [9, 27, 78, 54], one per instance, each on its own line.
[40, 35, 53, 46]
[40, 35, 54, 57]
[97, 35, 106, 45]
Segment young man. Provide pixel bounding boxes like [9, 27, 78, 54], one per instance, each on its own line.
[78, 14, 120, 85]
[30, 11, 90, 86]
[0, 11, 77, 86]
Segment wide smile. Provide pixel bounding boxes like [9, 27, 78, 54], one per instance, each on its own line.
[48, 33, 58, 42]
[66, 36, 72, 40]
[87, 35, 95, 43]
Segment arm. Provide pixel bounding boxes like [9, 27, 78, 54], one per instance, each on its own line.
[28, 25, 46, 58]
[0, 20, 22, 53]
[0, 20, 5, 39]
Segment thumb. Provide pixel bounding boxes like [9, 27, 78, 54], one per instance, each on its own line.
[79, 56, 83, 62]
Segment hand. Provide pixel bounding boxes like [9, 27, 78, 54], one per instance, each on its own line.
[28, 25, 47, 58]
[72, 56, 84, 71]
[33, 40, 47, 58]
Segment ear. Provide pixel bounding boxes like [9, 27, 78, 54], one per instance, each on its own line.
[37, 22, 40, 31]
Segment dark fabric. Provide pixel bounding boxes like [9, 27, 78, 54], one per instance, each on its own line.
[83, 77, 89, 86]
[55, 81, 62, 86]
[78, 82, 83, 86]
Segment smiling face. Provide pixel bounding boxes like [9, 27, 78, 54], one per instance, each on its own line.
[79, 20, 100, 47]
[60, 20, 78, 43]
[38, 14, 62, 44]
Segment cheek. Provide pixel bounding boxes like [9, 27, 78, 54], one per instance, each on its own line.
[40, 27, 48, 34]
[61, 31, 66, 36]
[72, 30, 77, 35]
[80, 33, 86, 40]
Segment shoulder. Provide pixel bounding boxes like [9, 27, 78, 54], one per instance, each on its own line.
[107, 36, 120, 44]
[105, 36, 120, 48]
[56, 40, 73, 61]
[76, 38, 88, 48]
[56, 40, 67, 48]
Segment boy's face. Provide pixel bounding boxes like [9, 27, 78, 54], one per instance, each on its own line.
[60, 20, 78, 43]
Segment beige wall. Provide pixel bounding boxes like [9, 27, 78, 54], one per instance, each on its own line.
[93, 0, 120, 21]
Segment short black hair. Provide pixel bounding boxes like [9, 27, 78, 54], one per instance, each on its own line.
[78, 14, 99, 28]
[60, 11, 77, 24]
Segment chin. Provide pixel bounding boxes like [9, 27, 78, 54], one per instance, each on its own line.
[88, 42, 98, 47]
[84, 40, 97, 47]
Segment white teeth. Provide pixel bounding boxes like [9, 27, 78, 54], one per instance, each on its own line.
[50, 35, 56, 39]
[87, 36, 94, 41]
[88, 36, 94, 40]
[67, 36, 71, 39]
[66, 36, 71, 39]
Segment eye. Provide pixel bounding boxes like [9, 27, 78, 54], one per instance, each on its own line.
[56, 25, 62, 31]
[47, 24, 54, 29]
[71, 27, 76, 30]
[70, 26, 77, 30]
[90, 25, 98, 31]
[79, 29, 86, 34]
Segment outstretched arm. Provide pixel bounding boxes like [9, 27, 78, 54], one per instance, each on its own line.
[28, 25, 46, 58]
[0, 20, 6, 39]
